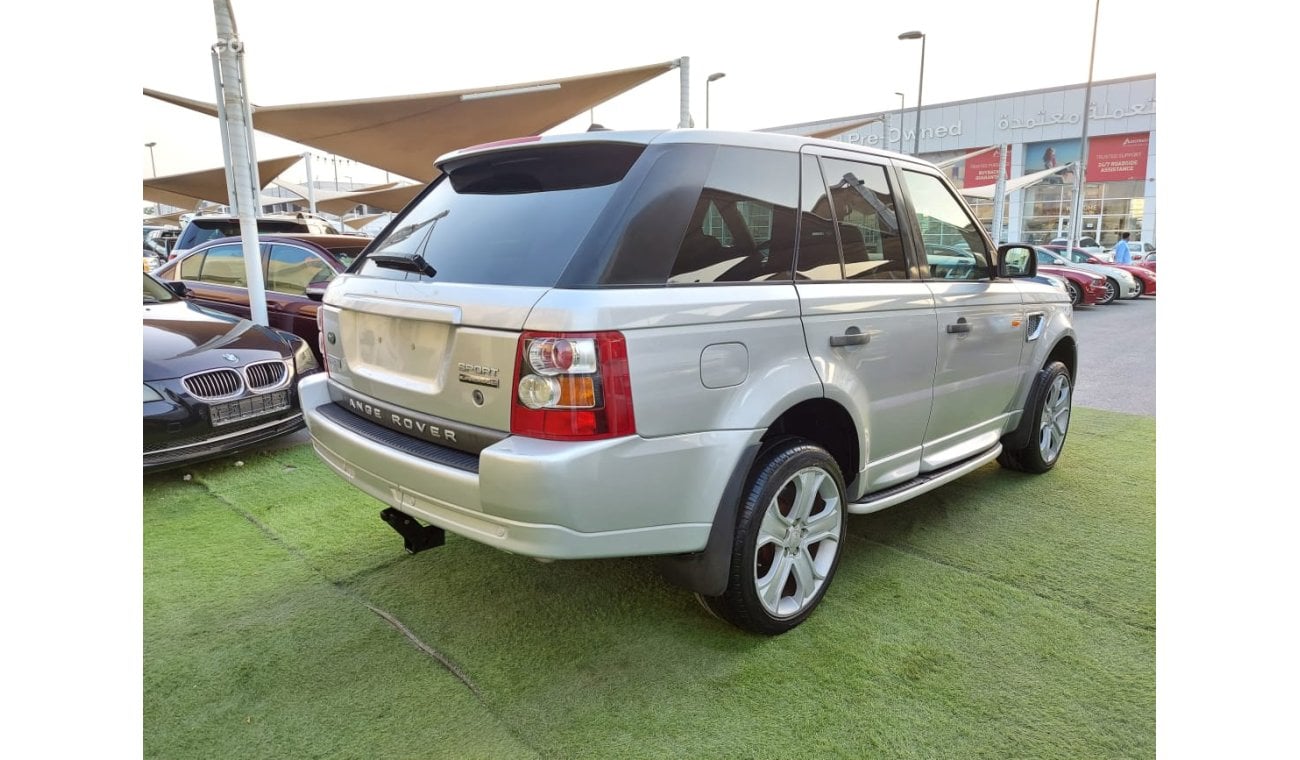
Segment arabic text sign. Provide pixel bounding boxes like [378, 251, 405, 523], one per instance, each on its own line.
[1086, 133, 1150, 182]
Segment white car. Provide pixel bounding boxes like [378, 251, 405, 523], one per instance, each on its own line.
[1049, 237, 1111, 261]
[1124, 241, 1156, 261]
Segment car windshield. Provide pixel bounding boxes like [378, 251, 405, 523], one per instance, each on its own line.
[322, 243, 369, 268]
[143, 273, 180, 304]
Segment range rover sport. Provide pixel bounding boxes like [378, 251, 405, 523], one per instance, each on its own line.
[301, 129, 1077, 634]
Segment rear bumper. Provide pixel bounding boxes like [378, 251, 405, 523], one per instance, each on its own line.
[300, 373, 760, 559]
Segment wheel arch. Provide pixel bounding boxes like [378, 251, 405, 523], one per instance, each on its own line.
[659, 397, 860, 597]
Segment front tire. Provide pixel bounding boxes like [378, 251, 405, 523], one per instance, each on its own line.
[1065, 280, 1082, 306]
[998, 361, 1072, 473]
[1131, 279, 1145, 298]
[698, 438, 847, 635]
[1100, 278, 1118, 305]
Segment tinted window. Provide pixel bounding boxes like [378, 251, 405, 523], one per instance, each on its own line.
[818, 157, 906, 280]
[901, 170, 991, 281]
[666, 147, 797, 284]
[177, 219, 310, 250]
[197, 244, 248, 287]
[178, 250, 204, 280]
[355, 143, 644, 287]
[268, 244, 334, 296]
[796, 155, 842, 281]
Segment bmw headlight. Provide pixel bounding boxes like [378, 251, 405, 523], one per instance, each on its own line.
[292, 339, 319, 375]
[144, 384, 163, 403]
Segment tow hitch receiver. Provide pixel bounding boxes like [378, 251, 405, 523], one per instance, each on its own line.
[380, 508, 446, 554]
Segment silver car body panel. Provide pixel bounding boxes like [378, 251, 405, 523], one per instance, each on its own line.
[302, 372, 759, 558]
[306, 131, 1078, 563]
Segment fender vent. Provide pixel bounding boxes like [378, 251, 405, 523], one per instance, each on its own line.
[1025, 313, 1046, 342]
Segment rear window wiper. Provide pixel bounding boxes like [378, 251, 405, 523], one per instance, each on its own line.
[371, 252, 437, 278]
[370, 209, 447, 278]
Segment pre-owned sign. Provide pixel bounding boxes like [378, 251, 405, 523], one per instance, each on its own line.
[1086, 133, 1149, 182]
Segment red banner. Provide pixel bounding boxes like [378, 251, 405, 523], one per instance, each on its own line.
[1086, 133, 1149, 182]
[964, 148, 1011, 186]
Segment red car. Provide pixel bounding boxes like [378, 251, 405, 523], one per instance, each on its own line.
[151, 233, 372, 363]
[1038, 264, 1107, 307]
[1045, 245, 1156, 297]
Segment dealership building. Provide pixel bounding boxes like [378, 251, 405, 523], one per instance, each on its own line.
[767, 74, 1156, 248]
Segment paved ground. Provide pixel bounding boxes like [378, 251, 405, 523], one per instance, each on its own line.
[1069, 295, 1156, 416]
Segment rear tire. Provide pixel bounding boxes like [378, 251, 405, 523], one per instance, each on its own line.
[698, 438, 847, 635]
[998, 361, 1072, 474]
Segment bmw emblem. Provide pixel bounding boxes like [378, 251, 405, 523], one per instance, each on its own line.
[222, 353, 239, 363]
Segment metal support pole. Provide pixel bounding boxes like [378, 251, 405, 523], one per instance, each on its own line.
[1069, 0, 1101, 252]
[678, 57, 691, 128]
[991, 143, 1008, 245]
[914, 37, 926, 155]
[303, 153, 317, 215]
[212, 0, 268, 327]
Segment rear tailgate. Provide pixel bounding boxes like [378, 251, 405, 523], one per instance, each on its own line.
[320, 275, 547, 434]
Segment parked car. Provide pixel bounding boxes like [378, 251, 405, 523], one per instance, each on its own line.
[145, 226, 180, 257]
[1037, 264, 1107, 307]
[143, 272, 319, 472]
[301, 129, 1079, 635]
[1126, 241, 1156, 261]
[1136, 251, 1156, 272]
[151, 233, 372, 363]
[1034, 246, 1136, 303]
[1048, 245, 1156, 297]
[169, 212, 343, 260]
[1049, 236, 1110, 260]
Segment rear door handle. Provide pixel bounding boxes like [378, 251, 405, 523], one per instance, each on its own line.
[946, 317, 971, 334]
[829, 327, 870, 347]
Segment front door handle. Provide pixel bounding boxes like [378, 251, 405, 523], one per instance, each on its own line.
[946, 317, 971, 334]
[830, 327, 870, 347]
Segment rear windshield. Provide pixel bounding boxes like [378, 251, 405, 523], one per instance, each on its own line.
[178, 219, 309, 249]
[352, 143, 645, 287]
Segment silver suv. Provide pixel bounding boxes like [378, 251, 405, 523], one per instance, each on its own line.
[301, 130, 1077, 634]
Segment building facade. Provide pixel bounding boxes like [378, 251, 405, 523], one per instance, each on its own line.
[767, 74, 1156, 248]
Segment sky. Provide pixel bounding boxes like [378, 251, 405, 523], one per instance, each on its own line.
[7, 1, 1299, 756]
[137, 0, 1163, 186]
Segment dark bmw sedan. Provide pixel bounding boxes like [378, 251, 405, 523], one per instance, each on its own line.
[151, 233, 371, 363]
[144, 272, 319, 472]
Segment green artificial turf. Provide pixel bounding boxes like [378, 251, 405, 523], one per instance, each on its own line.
[144, 407, 1155, 759]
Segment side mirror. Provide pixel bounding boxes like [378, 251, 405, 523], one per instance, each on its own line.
[997, 244, 1037, 278]
[166, 281, 189, 298]
[305, 281, 329, 302]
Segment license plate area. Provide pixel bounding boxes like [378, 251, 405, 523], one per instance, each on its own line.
[210, 390, 291, 427]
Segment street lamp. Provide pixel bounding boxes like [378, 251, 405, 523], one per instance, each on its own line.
[144, 141, 157, 177]
[898, 31, 926, 155]
[706, 72, 726, 128]
[894, 91, 905, 150]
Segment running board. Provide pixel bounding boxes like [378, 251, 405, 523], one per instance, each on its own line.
[848, 444, 1003, 515]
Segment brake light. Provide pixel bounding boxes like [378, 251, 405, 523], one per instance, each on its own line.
[510, 331, 635, 440]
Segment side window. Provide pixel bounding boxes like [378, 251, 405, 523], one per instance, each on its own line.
[267, 244, 333, 296]
[197, 244, 247, 287]
[667, 147, 798, 284]
[178, 251, 205, 280]
[901, 170, 991, 281]
[819, 157, 906, 280]
[796, 155, 842, 281]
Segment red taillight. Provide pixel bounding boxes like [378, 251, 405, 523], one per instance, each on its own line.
[510, 331, 635, 441]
